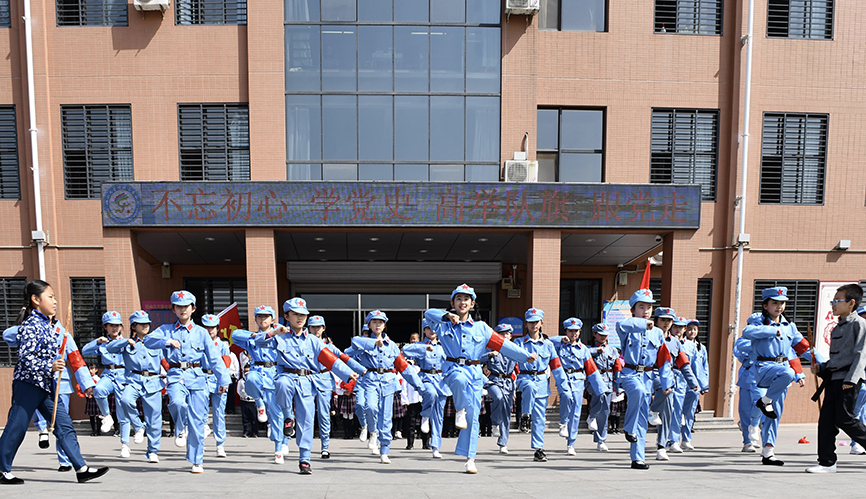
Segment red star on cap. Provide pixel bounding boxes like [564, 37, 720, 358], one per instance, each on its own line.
[570, 320, 576, 325]
[112, 312, 117, 317]
[777, 289, 784, 296]
[177, 292, 185, 298]
[461, 284, 469, 289]
[299, 300, 305, 306]
[531, 309, 536, 314]
[642, 290, 651, 296]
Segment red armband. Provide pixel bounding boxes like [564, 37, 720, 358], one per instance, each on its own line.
[161, 358, 171, 371]
[614, 358, 623, 372]
[789, 357, 803, 375]
[584, 357, 599, 376]
[486, 332, 505, 351]
[222, 355, 232, 368]
[394, 354, 410, 373]
[656, 344, 672, 369]
[675, 351, 691, 370]
[793, 339, 810, 356]
[67, 349, 86, 372]
[339, 353, 350, 363]
[317, 348, 338, 371]
[549, 357, 562, 370]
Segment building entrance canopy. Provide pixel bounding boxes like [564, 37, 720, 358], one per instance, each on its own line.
[102, 181, 701, 229]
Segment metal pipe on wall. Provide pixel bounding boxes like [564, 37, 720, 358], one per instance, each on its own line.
[23, 0, 45, 281]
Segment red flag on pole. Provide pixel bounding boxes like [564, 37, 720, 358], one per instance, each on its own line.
[640, 258, 652, 290]
[217, 303, 244, 357]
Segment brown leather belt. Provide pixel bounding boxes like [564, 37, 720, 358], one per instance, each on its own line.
[490, 371, 514, 379]
[254, 361, 276, 367]
[446, 357, 481, 366]
[168, 362, 201, 370]
[757, 356, 787, 363]
[624, 363, 649, 373]
[131, 370, 158, 377]
[282, 368, 315, 376]
[599, 369, 613, 373]
[101, 364, 125, 370]
[564, 368, 584, 374]
[203, 369, 214, 375]
[519, 370, 544, 376]
[420, 369, 442, 374]
[319, 369, 329, 374]
[365, 368, 397, 375]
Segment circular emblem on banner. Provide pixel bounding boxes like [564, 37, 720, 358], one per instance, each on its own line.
[104, 184, 141, 225]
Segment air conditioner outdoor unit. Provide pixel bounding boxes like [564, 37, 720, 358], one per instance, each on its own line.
[134, 0, 170, 13]
[504, 160, 538, 182]
[505, 0, 540, 15]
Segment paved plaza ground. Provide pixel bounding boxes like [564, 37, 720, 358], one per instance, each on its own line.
[0, 423, 861, 498]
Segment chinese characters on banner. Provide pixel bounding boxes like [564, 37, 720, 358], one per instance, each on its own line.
[102, 181, 701, 229]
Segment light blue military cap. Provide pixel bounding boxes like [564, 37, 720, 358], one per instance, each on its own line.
[525, 307, 544, 322]
[591, 323, 609, 335]
[673, 316, 688, 326]
[494, 323, 513, 334]
[254, 305, 276, 317]
[129, 310, 151, 324]
[687, 318, 700, 327]
[102, 311, 122, 325]
[283, 297, 309, 315]
[171, 290, 196, 306]
[629, 289, 654, 308]
[451, 283, 477, 301]
[308, 315, 325, 327]
[201, 314, 220, 327]
[365, 310, 388, 323]
[761, 287, 788, 302]
[653, 307, 676, 320]
[563, 317, 583, 330]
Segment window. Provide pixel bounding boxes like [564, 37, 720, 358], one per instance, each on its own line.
[767, 0, 833, 40]
[752, 279, 818, 328]
[0, 1, 11, 28]
[0, 106, 19, 200]
[178, 104, 250, 181]
[695, 278, 712, 350]
[285, 0, 501, 181]
[560, 278, 601, 343]
[540, 0, 607, 32]
[654, 0, 722, 35]
[62, 105, 133, 200]
[650, 108, 718, 201]
[176, 0, 247, 25]
[0, 277, 26, 367]
[537, 108, 604, 182]
[184, 278, 248, 327]
[56, 0, 128, 27]
[71, 277, 107, 354]
[650, 277, 663, 308]
[759, 112, 827, 204]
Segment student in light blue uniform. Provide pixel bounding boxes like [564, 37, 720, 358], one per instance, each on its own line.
[480, 323, 517, 454]
[143, 290, 231, 474]
[681, 319, 710, 449]
[651, 310, 699, 460]
[232, 305, 292, 463]
[345, 324, 374, 444]
[201, 314, 230, 459]
[255, 297, 358, 474]
[82, 311, 131, 457]
[733, 314, 766, 453]
[586, 323, 622, 451]
[515, 307, 571, 463]
[351, 310, 425, 464]
[403, 318, 451, 459]
[3, 321, 94, 471]
[424, 284, 536, 474]
[616, 289, 674, 469]
[742, 286, 818, 466]
[105, 310, 165, 463]
[548, 317, 608, 456]
[308, 315, 366, 459]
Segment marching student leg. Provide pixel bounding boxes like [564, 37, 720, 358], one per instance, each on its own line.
[263, 387, 287, 452]
[244, 371, 266, 408]
[620, 373, 651, 463]
[92, 376, 114, 417]
[120, 384, 145, 438]
[142, 390, 163, 456]
[211, 390, 227, 448]
[566, 380, 585, 448]
[681, 389, 699, 443]
[355, 385, 368, 430]
[35, 388, 87, 471]
[293, 380, 316, 464]
[762, 389, 788, 448]
[315, 387, 331, 452]
[166, 382, 190, 438]
[113, 380, 132, 447]
[0, 381, 47, 472]
[429, 393, 446, 452]
[530, 394, 547, 451]
[591, 391, 612, 443]
[185, 388, 209, 465]
[377, 388, 395, 456]
[651, 387, 673, 448]
[670, 383, 686, 445]
[488, 384, 509, 447]
[55, 393, 72, 467]
[738, 386, 755, 445]
[454, 375, 483, 459]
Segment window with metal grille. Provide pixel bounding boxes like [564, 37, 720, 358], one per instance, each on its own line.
[71, 277, 107, 357]
[178, 104, 250, 181]
[695, 278, 712, 351]
[176, 0, 247, 25]
[650, 108, 718, 201]
[56, 0, 128, 27]
[654, 0, 722, 35]
[0, 277, 26, 367]
[759, 112, 827, 204]
[650, 277, 663, 308]
[767, 0, 833, 40]
[0, 106, 19, 200]
[539, 0, 607, 32]
[183, 278, 248, 327]
[61, 105, 133, 199]
[0, 1, 11, 28]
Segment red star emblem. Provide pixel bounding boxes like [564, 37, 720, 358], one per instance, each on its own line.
[642, 290, 651, 296]
[777, 289, 784, 296]
[112, 312, 117, 317]
[530, 309, 536, 314]
[570, 320, 576, 325]
[299, 300, 305, 306]
[177, 292, 184, 298]
[461, 284, 469, 289]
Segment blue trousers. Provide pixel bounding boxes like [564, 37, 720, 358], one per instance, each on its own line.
[681, 388, 699, 443]
[314, 386, 332, 451]
[420, 386, 448, 451]
[737, 382, 766, 444]
[588, 391, 612, 443]
[443, 366, 483, 459]
[120, 384, 162, 455]
[166, 382, 209, 465]
[244, 372, 289, 452]
[517, 376, 548, 450]
[32, 396, 72, 466]
[208, 388, 227, 447]
[94, 374, 131, 444]
[354, 384, 368, 429]
[274, 375, 316, 463]
[560, 378, 586, 447]
[0, 380, 87, 472]
[754, 363, 796, 447]
[621, 372, 652, 462]
[486, 383, 513, 447]
[366, 385, 395, 455]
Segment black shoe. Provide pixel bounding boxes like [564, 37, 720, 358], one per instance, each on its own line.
[533, 449, 547, 462]
[756, 399, 777, 419]
[762, 456, 784, 466]
[283, 418, 296, 438]
[519, 415, 532, 433]
[406, 445, 414, 450]
[321, 450, 330, 459]
[76, 466, 109, 483]
[299, 462, 312, 475]
[422, 443, 431, 450]
[38, 432, 50, 449]
[625, 432, 637, 443]
[1, 474, 24, 485]
[58, 466, 73, 472]
[631, 461, 650, 470]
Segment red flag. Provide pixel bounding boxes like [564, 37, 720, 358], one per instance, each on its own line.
[640, 258, 652, 290]
[217, 303, 244, 357]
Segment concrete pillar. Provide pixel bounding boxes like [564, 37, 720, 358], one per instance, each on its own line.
[103, 228, 141, 314]
[528, 229, 561, 332]
[245, 228, 278, 320]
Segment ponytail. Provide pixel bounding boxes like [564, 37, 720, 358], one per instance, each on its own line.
[17, 279, 51, 325]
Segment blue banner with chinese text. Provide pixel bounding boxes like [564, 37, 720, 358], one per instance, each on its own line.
[101, 181, 701, 229]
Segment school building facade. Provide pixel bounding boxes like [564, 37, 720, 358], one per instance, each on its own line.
[1, 0, 865, 425]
